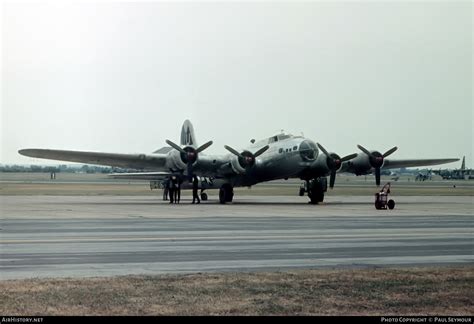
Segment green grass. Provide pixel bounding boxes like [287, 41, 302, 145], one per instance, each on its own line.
[1, 267, 472, 315]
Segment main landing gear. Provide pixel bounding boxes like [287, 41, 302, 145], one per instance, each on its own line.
[300, 177, 328, 204]
[219, 183, 234, 204]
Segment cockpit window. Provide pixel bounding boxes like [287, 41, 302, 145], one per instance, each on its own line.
[268, 136, 278, 144]
[278, 134, 291, 141]
[268, 133, 295, 144]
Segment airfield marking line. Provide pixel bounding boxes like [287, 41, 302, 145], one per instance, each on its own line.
[1, 232, 470, 244]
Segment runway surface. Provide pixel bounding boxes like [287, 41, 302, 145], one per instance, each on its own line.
[1, 195, 473, 279]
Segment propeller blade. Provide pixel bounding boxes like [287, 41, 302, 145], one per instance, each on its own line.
[253, 145, 269, 157]
[357, 144, 371, 156]
[224, 145, 244, 158]
[329, 170, 336, 189]
[196, 140, 213, 153]
[341, 153, 357, 162]
[375, 168, 381, 186]
[316, 143, 330, 157]
[166, 140, 186, 153]
[383, 146, 398, 158]
[187, 162, 193, 181]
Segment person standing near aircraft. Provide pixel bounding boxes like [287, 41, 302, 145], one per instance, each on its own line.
[192, 175, 200, 204]
[168, 176, 175, 204]
[163, 178, 169, 201]
[172, 176, 180, 204]
[177, 177, 182, 204]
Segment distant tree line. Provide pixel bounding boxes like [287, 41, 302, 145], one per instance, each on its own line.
[0, 164, 129, 173]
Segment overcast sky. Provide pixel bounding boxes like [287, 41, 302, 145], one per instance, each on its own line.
[2, 1, 472, 168]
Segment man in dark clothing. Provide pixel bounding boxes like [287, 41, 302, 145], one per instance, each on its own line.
[192, 175, 200, 204]
[176, 177, 182, 204]
[168, 176, 175, 204]
[163, 179, 169, 201]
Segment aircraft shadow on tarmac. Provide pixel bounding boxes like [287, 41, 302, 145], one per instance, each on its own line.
[56, 199, 396, 207]
[50, 195, 458, 207]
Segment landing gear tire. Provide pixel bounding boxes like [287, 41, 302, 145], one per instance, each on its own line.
[299, 187, 305, 197]
[307, 177, 327, 204]
[200, 192, 208, 201]
[388, 199, 395, 210]
[219, 184, 234, 204]
[308, 190, 324, 204]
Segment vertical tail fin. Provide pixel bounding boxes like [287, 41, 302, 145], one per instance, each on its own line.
[461, 156, 465, 170]
[180, 119, 197, 146]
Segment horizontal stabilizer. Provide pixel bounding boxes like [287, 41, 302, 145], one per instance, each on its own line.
[153, 147, 173, 154]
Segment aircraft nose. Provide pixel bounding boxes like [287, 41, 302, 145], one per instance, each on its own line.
[299, 140, 318, 161]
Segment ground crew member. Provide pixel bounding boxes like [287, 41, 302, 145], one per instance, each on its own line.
[163, 179, 169, 201]
[176, 177, 182, 204]
[168, 176, 175, 204]
[192, 175, 200, 204]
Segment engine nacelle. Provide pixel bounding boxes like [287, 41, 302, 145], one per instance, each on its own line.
[311, 152, 342, 175]
[167, 149, 189, 170]
[230, 156, 246, 174]
[347, 152, 382, 175]
[229, 150, 257, 174]
[311, 154, 331, 174]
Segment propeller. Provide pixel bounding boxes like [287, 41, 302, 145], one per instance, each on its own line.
[224, 144, 270, 169]
[357, 144, 398, 186]
[317, 143, 357, 189]
[166, 139, 213, 180]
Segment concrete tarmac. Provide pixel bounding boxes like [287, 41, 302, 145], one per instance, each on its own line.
[0, 195, 472, 279]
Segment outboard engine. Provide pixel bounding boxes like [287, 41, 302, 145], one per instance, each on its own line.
[167, 146, 197, 171]
[166, 140, 213, 180]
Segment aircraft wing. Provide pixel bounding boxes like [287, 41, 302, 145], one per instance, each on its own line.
[108, 172, 170, 180]
[382, 158, 459, 169]
[18, 149, 167, 170]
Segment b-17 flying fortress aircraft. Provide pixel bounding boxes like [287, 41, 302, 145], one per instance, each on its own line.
[19, 120, 459, 204]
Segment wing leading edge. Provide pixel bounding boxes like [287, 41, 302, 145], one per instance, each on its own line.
[382, 158, 459, 170]
[18, 149, 167, 170]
